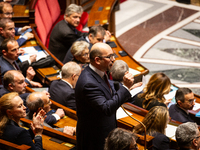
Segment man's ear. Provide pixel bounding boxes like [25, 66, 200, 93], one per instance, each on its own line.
[0, 27, 3, 33]
[71, 74, 76, 80]
[177, 100, 182, 106]
[8, 83, 14, 91]
[94, 56, 101, 65]
[2, 49, 6, 56]
[193, 138, 198, 147]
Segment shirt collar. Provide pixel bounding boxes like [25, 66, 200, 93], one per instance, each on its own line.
[3, 56, 15, 65]
[61, 79, 73, 88]
[89, 64, 104, 78]
[85, 36, 90, 43]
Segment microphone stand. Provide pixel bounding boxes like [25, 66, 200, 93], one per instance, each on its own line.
[121, 105, 147, 150]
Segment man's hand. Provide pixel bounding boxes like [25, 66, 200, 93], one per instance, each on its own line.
[29, 54, 37, 63]
[55, 108, 65, 118]
[63, 126, 76, 136]
[18, 48, 25, 55]
[30, 81, 43, 87]
[104, 30, 111, 42]
[123, 71, 134, 90]
[21, 26, 31, 32]
[130, 82, 143, 90]
[26, 67, 35, 81]
[165, 98, 172, 106]
[24, 32, 34, 40]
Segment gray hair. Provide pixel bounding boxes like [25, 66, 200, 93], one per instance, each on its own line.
[65, 4, 83, 16]
[176, 122, 199, 148]
[71, 41, 89, 56]
[110, 60, 129, 82]
[61, 61, 81, 79]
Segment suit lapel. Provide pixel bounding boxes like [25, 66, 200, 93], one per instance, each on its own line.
[86, 67, 112, 96]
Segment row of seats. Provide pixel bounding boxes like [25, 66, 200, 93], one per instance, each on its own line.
[34, 0, 88, 49]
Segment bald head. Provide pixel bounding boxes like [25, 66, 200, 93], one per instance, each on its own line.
[0, 2, 13, 19]
[90, 43, 115, 72]
[26, 92, 51, 114]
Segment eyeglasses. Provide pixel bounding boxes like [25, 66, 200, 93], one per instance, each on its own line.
[187, 99, 196, 104]
[3, 12, 14, 16]
[196, 136, 200, 139]
[98, 53, 115, 60]
[82, 52, 89, 57]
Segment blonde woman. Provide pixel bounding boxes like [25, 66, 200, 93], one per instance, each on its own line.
[133, 106, 170, 150]
[133, 72, 171, 110]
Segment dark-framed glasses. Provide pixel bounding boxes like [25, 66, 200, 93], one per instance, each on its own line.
[98, 53, 115, 60]
[3, 12, 14, 16]
[187, 99, 196, 104]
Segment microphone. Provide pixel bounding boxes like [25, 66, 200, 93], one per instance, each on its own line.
[114, 81, 120, 91]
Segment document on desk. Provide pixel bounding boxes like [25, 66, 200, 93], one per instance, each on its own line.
[166, 123, 177, 140]
[19, 46, 47, 62]
[116, 107, 133, 120]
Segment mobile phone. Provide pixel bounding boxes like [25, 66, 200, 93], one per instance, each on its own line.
[118, 51, 128, 57]
[134, 74, 143, 84]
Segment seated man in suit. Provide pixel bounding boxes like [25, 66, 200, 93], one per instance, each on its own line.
[49, 61, 81, 111]
[63, 25, 111, 63]
[0, 38, 42, 87]
[49, 4, 87, 62]
[169, 87, 195, 123]
[26, 91, 76, 136]
[176, 122, 200, 150]
[0, 2, 33, 40]
[0, 18, 33, 47]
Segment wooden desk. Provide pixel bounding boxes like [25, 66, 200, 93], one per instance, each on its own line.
[0, 139, 30, 150]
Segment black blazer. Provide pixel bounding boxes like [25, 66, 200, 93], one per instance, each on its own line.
[49, 79, 76, 110]
[48, 20, 85, 62]
[75, 66, 131, 150]
[152, 132, 170, 150]
[0, 119, 42, 150]
[169, 104, 194, 123]
[132, 93, 166, 110]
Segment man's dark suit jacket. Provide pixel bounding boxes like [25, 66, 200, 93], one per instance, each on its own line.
[48, 20, 85, 62]
[1, 119, 43, 150]
[75, 66, 131, 150]
[62, 36, 93, 64]
[49, 79, 76, 110]
[169, 104, 194, 123]
[152, 132, 170, 150]
[0, 56, 29, 82]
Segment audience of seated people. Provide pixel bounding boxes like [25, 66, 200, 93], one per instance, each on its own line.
[104, 128, 138, 150]
[26, 91, 76, 136]
[48, 4, 87, 62]
[63, 25, 111, 63]
[0, 38, 42, 87]
[169, 87, 195, 123]
[133, 106, 170, 150]
[132, 72, 171, 110]
[49, 61, 81, 111]
[176, 122, 200, 150]
[0, 92, 45, 150]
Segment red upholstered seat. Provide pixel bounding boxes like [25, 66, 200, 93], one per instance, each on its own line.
[46, 0, 60, 23]
[76, 11, 89, 31]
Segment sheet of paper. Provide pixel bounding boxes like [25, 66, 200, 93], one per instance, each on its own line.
[129, 68, 141, 76]
[116, 107, 133, 120]
[22, 46, 38, 53]
[166, 123, 177, 140]
[193, 102, 200, 111]
[19, 50, 47, 62]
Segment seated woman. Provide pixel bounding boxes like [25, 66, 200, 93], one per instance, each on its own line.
[132, 72, 171, 110]
[71, 40, 90, 70]
[0, 92, 45, 150]
[133, 106, 170, 150]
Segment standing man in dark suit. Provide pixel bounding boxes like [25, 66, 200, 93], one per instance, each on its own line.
[49, 61, 81, 111]
[75, 43, 134, 150]
[49, 4, 86, 62]
[63, 25, 111, 63]
[169, 87, 195, 123]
